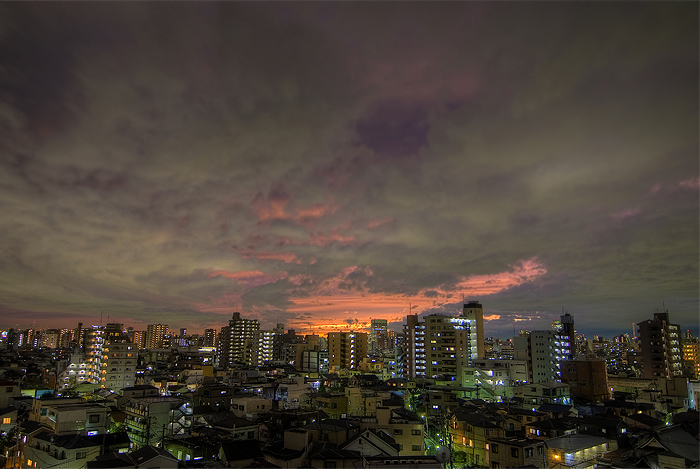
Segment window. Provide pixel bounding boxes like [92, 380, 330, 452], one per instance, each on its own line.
[511, 448, 519, 458]
[492, 463, 499, 469]
[537, 446, 543, 455]
[394, 429, 403, 435]
[411, 429, 421, 436]
[89, 415, 100, 423]
[412, 445, 422, 451]
[2, 418, 10, 424]
[5, 387, 13, 393]
[491, 444, 498, 454]
[76, 452, 86, 459]
[323, 462, 336, 469]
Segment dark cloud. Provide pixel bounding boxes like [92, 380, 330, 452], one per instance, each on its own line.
[0, 2, 696, 335]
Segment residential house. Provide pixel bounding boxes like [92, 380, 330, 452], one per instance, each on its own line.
[358, 406, 425, 456]
[546, 434, 608, 468]
[87, 445, 179, 468]
[23, 431, 130, 469]
[219, 439, 265, 468]
[524, 418, 577, 440]
[449, 407, 505, 468]
[486, 437, 546, 469]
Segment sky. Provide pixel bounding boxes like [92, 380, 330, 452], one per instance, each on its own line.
[0, 3, 698, 339]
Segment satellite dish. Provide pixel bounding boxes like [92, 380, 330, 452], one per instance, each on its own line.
[435, 446, 451, 463]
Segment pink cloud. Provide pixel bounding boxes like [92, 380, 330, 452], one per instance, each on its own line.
[208, 269, 288, 287]
[610, 207, 641, 221]
[679, 177, 700, 189]
[306, 231, 357, 247]
[446, 257, 547, 297]
[367, 217, 394, 229]
[284, 258, 546, 334]
[251, 188, 338, 226]
[254, 251, 301, 264]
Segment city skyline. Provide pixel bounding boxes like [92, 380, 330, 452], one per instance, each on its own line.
[1, 3, 698, 339]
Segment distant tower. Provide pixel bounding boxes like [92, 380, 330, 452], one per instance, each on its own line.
[561, 312, 576, 359]
[370, 319, 388, 352]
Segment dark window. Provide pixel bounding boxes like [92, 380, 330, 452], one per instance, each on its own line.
[394, 429, 403, 435]
[492, 444, 499, 454]
[511, 448, 519, 458]
[412, 429, 421, 435]
[76, 452, 86, 459]
[89, 414, 100, 423]
[412, 445, 421, 451]
[323, 462, 336, 469]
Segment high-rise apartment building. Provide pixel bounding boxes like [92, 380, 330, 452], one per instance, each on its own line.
[286, 333, 324, 368]
[370, 319, 388, 352]
[328, 331, 368, 371]
[84, 326, 106, 383]
[217, 312, 260, 368]
[637, 312, 682, 379]
[101, 342, 137, 390]
[145, 324, 169, 349]
[560, 359, 609, 402]
[202, 328, 217, 347]
[514, 330, 570, 383]
[403, 314, 426, 378]
[132, 330, 146, 350]
[403, 301, 485, 381]
[252, 323, 285, 366]
[560, 312, 576, 358]
[681, 332, 699, 380]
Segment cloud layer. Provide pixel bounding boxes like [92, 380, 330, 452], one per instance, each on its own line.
[0, 3, 697, 338]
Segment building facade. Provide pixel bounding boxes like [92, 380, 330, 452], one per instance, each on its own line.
[514, 331, 570, 383]
[145, 324, 169, 350]
[217, 312, 259, 368]
[637, 312, 682, 380]
[328, 331, 368, 371]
